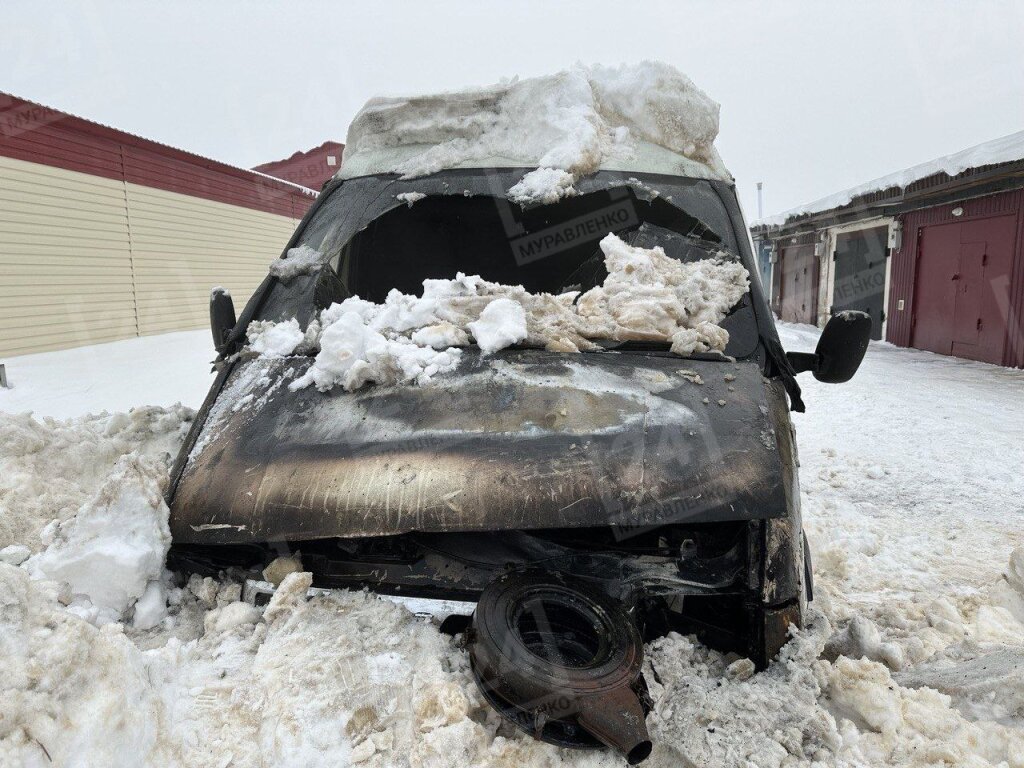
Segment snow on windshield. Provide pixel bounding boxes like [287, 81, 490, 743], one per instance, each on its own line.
[267, 244, 329, 282]
[340, 62, 731, 204]
[245, 233, 749, 392]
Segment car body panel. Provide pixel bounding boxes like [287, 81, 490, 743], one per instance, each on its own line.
[171, 351, 790, 544]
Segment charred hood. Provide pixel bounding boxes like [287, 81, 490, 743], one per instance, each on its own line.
[169, 351, 790, 544]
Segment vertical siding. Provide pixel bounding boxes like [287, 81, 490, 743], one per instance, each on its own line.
[0, 155, 302, 357]
[0, 155, 137, 356]
[126, 183, 300, 336]
[885, 187, 1023, 367]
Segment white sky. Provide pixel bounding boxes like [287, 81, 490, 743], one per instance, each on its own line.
[3, 0, 1023, 217]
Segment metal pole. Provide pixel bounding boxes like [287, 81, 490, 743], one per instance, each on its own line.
[756, 182, 763, 220]
[0, 364, 7, 389]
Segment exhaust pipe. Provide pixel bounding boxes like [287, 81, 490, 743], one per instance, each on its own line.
[467, 570, 653, 763]
[577, 688, 653, 765]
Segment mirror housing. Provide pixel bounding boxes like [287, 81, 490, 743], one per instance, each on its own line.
[210, 287, 237, 354]
[786, 311, 871, 383]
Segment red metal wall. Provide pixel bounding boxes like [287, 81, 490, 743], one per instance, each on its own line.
[0, 93, 317, 219]
[254, 141, 344, 191]
[886, 187, 1024, 368]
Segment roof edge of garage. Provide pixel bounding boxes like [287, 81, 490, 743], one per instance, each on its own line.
[753, 133, 1024, 236]
[0, 91, 317, 219]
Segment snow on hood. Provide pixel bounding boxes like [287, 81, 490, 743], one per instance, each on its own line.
[338, 62, 732, 191]
[246, 233, 749, 393]
[755, 128, 1024, 228]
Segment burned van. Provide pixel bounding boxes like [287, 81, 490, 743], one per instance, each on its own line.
[163, 120, 868, 765]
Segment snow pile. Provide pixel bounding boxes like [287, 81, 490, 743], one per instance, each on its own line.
[0, 563, 168, 767]
[261, 232, 747, 392]
[466, 297, 528, 353]
[0, 406, 192, 554]
[25, 455, 171, 627]
[268, 244, 328, 282]
[291, 310, 464, 392]
[246, 317, 306, 357]
[756, 128, 1024, 227]
[340, 62, 731, 199]
[507, 167, 578, 205]
[4, 323, 1024, 766]
[576, 233, 744, 356]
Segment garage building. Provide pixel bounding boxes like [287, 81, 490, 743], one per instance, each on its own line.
[0, 93, 317, 357]
[752, 131, 1024, 367]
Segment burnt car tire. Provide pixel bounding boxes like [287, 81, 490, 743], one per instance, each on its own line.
[468, 570, 652, 763]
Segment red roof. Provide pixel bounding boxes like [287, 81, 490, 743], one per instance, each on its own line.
[0, 92, 317, 219]
[254, 140, 344, 191]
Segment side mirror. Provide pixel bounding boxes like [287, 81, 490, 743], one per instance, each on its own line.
[786, 311, 871, 383]
[210, 287, 236, 354]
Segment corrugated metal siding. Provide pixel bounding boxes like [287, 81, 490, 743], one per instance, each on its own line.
[126, 182, 299, 336]
[885, 187, 1024, 367]
[0, 155, 137, 356]
[0, 154, 301, 356]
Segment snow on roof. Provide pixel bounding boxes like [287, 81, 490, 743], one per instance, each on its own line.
[754, 129, 1024, 229]
[338, 62, 732, 183]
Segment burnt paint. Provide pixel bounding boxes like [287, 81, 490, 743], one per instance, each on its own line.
[171, 350, 793, 545]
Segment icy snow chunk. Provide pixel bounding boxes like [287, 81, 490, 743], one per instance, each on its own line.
[467, 298, 527, 353]
[410, 322, 469, 349]
[289, 311, 462, 393]
[828, 656, 905, 733]
[246, 318, 304, 357]
[395, 191, 426, 206]
[203, 601, 261, 634]
[588, 61, 722, 165]
[25, 455, 171, 626]
[0, 406, 192, 554]
[0, 544, 30, 566]
[991, 546, 1024, 624]
[262, 553, 304, 587]
[263, 571, 313, 624]
[341, 62, 730, 182]
[507, 167, 577, 205]
[132, 579, 166, 630]
[824, 615, 905, 671]
[576, 232, 747, 348]
[268, 244, 326, 282]
[671, 322, 730, 356]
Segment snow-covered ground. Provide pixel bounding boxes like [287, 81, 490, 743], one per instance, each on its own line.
[2, 325, 1023, 767]
[0, 330, 214, 419]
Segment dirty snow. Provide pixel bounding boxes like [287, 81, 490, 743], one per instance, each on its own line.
[25, 454, 171, 627]
[271, 232, 748, 392]
[2, 323, 1024, 766]
[755, 128, 1024, 227]
[267, 244, 328, 282]
[339, 62, 731, 198]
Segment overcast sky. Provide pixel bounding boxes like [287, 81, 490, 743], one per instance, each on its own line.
[3, 0, 1022, 217]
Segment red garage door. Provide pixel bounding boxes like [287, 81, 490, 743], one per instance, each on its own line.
[777, 244, 818, 325]
[912, 215, 1016, 364]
